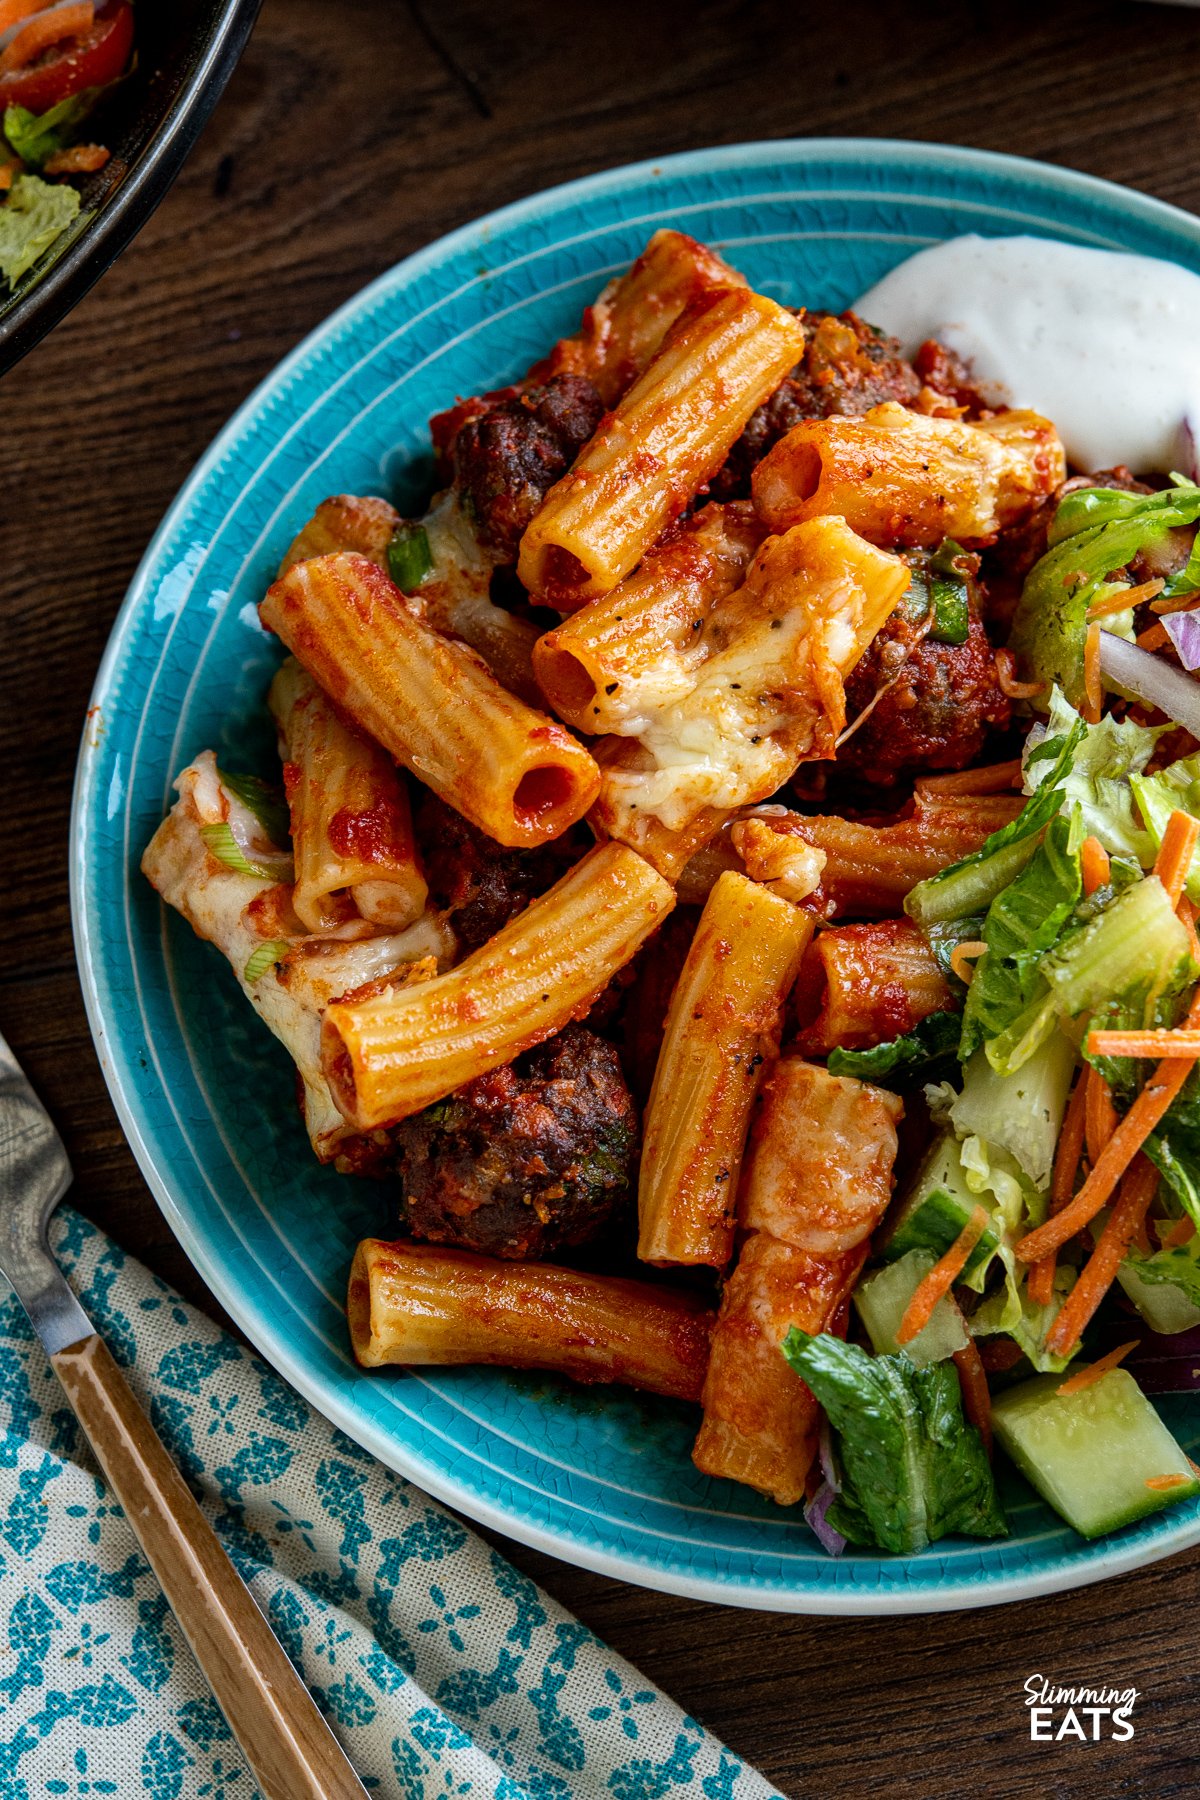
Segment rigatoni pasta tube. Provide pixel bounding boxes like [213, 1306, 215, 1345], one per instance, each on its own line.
[140, 751, 453, 1161]
[277, 492, 400, 577]
[752, 402, 1066, 546]
[796, 919, 954, 1054]
[532, 502, 763, 733]
[279, 489, 540, 702]
[741, 791, 1023, 917]
[591, 517, 911, 858]
[539, 228, 748, 404]
[348, 1240, 713, 1399]
[638, 871, 812, 1268]
[323, 841, 675, 1130]
[269, 657, 426, 934]
[259, 552, 599, 849]
[519, 289, 806, 607]
[691, 1232, 866, 1505]
[738, 1058, 901, 1255]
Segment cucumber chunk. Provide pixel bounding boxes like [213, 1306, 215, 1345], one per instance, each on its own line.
[992, 1368, 1200, 1538]
[1116, 1260, 1200, 1335]
[854, 1251, 969, 1369]
[880, 1132, 999, 1278]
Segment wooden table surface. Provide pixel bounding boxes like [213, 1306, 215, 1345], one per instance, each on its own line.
[5, 2, 1200, 1793]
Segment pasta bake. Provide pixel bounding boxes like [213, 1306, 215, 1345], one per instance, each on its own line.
[143, 226, 1200, 1559]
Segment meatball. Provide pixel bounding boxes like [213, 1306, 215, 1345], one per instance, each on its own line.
[395, 1025, 639, 1258]
[415, 791, 582, 952]
[837, 551, 1011, 783]
[449, 374, 605, 561]
[709, 311, 921, 499]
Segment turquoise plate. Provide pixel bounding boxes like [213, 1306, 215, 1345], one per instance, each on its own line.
[72, 139, 1200, 1611]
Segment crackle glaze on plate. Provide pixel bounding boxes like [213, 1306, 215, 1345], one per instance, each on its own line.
[72, 139, 1200, 1612]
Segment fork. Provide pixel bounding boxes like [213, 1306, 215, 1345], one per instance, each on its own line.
[0, 1025, 368, 1800]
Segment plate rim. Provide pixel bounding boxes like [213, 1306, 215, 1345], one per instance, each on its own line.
[70, 134, 1200, 1613]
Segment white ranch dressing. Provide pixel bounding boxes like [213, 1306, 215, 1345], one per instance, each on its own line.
[854, 234, 1200, 475]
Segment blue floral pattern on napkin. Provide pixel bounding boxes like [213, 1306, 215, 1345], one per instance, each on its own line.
[0, 1210, 779, 1799]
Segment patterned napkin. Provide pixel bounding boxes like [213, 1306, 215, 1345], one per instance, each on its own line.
[0, 1208, 780, 1799]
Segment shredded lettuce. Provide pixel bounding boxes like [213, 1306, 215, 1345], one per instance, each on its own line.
[3, 92, 99, 169]
[1120, 1233, 1200, 1332]
[1041, 874, 1195, 1020]
[826, 1009, 962, 1085]
[781, 1331, 1007, 1554]
[1023, 689, 1159, 864]
[960, 807, 1082, 1062]
[906, 721, 1084, 929]
[949, 1035, 1075, 1191]
[953, 1135, 1044, 1345]
[1142, 1071, 1200, 1230]
[0, 173, 79, 285]
[1131, 751, 1200, 904]
[970, 1265, 1078, 1374]
[1008, 480, 1200, 708]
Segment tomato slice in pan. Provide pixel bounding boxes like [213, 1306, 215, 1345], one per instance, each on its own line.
[0, 0, 134, 118]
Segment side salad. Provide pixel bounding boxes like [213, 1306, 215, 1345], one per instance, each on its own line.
[0, 0, 134, 286]
[793, 477, 1200, 1558]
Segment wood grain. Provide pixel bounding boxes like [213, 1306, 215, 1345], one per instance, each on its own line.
[3, 1, 1200, 1793]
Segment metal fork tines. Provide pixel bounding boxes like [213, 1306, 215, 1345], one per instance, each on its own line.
[0, 1025, 91, 1355]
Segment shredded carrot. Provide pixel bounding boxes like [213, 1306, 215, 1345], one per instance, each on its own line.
[1044, 1156, 1160, 1357]
[1137, 620, 1171, 653]
[1082, 623, 1102, 723]
[1056, 1340, 1139, 1396]
[1029, 1072, 1089, 1307]
[949, 940, 987, 986]
[1084, 1063, 1118, 1166]
[44, 144, 110, 176]
[1015, 993, 1200, 1265]
[1151, 588, 1200, 616]
[1145, 1473, 1193, 1491]
[915, 759, 1024, 797]
[0, 0, 47, 34]
[1085, 1029, 1200, 1060]
[994, 647, 1046, 701]
[896, 1206, 989, 1345]
[1080, 835, 1111, 897]
[0, 164, 13, 193]
[1088, 579, 1164, 620]
[0, 1, 92, 73]
[952, 1335, 992, 1457]
[1154, 809, 1200, 908]
[1157, 1214, 1196, 1250]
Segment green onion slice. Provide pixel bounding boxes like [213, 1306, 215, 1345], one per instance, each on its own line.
[387, 522, 433, 592]
[199, 822, 280, 880]
[244, 940, 292, 983]
[218, 768, 291, 846]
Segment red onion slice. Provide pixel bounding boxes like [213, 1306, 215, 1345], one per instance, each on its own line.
[803, 1481, 847, 1557]
[1163, 609, 1200, 673]
[1098, 633, 1200, 737]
